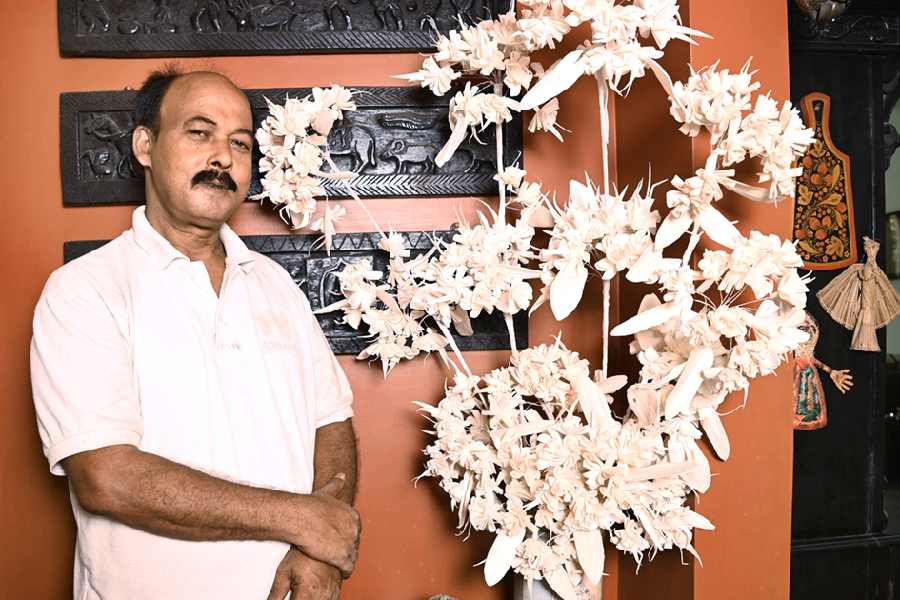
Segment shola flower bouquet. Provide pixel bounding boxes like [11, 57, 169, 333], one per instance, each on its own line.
[254, 1, 815, 598]
[252, 85, 357, 232]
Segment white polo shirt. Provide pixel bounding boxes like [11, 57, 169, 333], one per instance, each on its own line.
[30, 206, 354, 599]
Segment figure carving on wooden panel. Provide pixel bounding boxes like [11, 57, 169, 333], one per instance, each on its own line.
[380, 139, 437, 174]
[116, 0, 178, 34]
[370, 0, 405, 30]
[456, 148, 494, 173]
[78, 0, 112, 33]
[329, 117, 379, 173]
[227, 0, 298, 32]
[374, 109, 495, 174]
[377, 112, 442, 131]
[324, 1, 354, 30]
[191, 1, 226, 32]
[449, 0, 478, 25]
[310, 256, 366, 338]
[318, 261, 349, 310]
[80, 112, 137, 180]
[80, 147, 116, 179]
[324, 0, 453, 31]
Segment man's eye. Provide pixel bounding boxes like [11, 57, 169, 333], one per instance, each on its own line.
[189, 129, 209, 138]
[231, 139, 250, 151]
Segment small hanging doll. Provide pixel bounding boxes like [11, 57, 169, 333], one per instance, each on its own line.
[793, 312, 854, 430]
[817, 236, 900, 351]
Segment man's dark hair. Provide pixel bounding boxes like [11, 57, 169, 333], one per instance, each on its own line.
[134, 64, 183, 137]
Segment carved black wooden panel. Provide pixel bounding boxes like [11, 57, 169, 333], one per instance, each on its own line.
[63, 230, 528, 355]
[60, 86, 523, 206]
[789, 1, 900, 52]
[58, 0, 511, 56]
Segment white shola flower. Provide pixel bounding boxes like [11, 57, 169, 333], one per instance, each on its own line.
[495, 164, 528, 190]
[252, 87, 357, 230]
[528, 98, 566, 142]
[396, 56, 460, 96]
[504, 51, 535, 96]
[308, 203, 346, 255]
[636, 0, 709, 48]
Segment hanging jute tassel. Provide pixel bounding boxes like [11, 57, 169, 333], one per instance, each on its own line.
[816, 236, 900, 351]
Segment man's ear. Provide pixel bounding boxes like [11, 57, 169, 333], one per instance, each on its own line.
[132, 125, 153, 169]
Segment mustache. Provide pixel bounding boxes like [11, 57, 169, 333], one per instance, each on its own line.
[191, 169, 237, 192]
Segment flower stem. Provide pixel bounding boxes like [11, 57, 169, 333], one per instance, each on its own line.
[494, 74, 507, 225]
[596, 73, 612, 377]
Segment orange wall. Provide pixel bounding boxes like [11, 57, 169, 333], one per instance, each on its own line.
[688, 2, 794, 600]
[615, 2, 795, 599]
[0, 2, 792, 599]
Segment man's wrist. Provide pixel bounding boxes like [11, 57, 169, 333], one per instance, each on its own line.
[252, 489, 306, 547]
[273, 491, 319, 548]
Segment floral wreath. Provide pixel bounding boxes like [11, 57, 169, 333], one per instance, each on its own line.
[255, 1, 814, 597]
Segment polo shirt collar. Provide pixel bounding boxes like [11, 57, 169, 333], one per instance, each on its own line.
[219, 219, 256, 273]
[132, 206, 256, 273]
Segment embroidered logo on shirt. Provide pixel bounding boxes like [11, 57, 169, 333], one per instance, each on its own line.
[256, 310, 301, 354]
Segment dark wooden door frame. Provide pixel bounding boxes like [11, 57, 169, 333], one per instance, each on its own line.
[788, 1, 900, 598]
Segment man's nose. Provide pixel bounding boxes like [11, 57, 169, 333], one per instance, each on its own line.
[207, 137, 233, 171]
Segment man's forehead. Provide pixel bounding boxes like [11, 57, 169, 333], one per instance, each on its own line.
[161, 72, 252, 128]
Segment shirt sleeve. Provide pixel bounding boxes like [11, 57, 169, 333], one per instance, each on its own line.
[295, 286, 354, 429]
[30, 267, 142, 476]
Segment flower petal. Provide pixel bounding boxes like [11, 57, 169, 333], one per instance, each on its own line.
[625, 461, 698, 482]
[574, 529, 606, 586]
[610, 301, 679, 336]
[546, 567, 579, 600]
[665, 347, 714, 420]
[484, 528, 526, 586]
[655, 211, 693, 250]
[696, 207, 742, 249]
[519, 49, 585, 111]
[435, 120, 470, 167]
[550, 261, 588, 321]
[576, 374, 612, 428]
[700, 409, 731, 461]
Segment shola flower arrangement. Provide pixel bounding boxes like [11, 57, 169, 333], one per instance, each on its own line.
[254, 2, 815, 598]
[252, 85, 358, 234]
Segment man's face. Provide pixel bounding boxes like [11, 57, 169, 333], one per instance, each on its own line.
[136, 73, 254, 229]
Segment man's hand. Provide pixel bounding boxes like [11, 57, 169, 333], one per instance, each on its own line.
[267, 547, 342, 600]
[292, 474, 361, 578]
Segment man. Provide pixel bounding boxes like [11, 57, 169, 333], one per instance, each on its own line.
[30, 67, 360, 599]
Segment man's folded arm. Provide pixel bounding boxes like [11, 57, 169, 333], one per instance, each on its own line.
[62, 444, 360, 577]
[313, 419, 358, 506]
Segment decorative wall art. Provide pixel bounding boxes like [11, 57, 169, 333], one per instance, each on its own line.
[792, 312, 853, 430]
[58, 0, 512, 56]
[792, 92, 858, 270]
[259, 2, 819, 598]
[793, 0, 852, 26]
[817, 236, 900, 351]
[59, 86, 522, 207]
[788, 1, 898, 51]
[62, 231, 527, 356]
